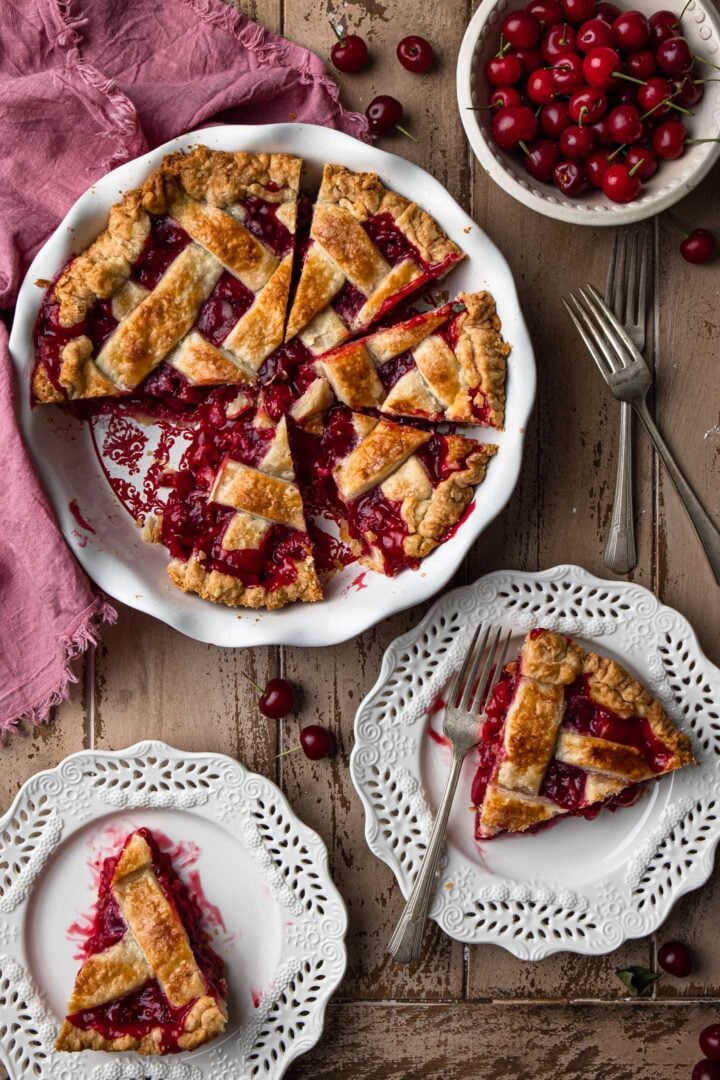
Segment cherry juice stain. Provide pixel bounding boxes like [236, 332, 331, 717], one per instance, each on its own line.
[350, 571, 368, 591]
[68, 499, 95, 534]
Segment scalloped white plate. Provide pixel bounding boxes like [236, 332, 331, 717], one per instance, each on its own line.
[350, 565, 720, 958]
[0, 741, 347, 1080]
[9, 123, 536, 648]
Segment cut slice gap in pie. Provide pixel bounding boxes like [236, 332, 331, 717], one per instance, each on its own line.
[284, 163, 465, 359]
[151, 388, 323, 609]
[56, 828, 227, 1055]
[291, 408, 498, 576]
[33, 145, 302, 406]
[310, 290, 510, 429]
[471, 628, 696, 839]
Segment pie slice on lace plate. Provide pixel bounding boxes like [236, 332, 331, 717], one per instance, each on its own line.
[293, 409, 498, 577]
[307, 291, 510, 429]
[33, 146, 302, 405]
[284, 163, 465, 358]
[472, 628, 695, 838]
[151, 390, 323, 609]
[56, 828, 227, 1055]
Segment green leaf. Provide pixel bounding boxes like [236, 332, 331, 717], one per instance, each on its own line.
[616, 966, 661, 997]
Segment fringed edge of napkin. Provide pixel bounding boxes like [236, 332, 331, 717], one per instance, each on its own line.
[182, 0, 371, 143]
[1, 596, 117, 737]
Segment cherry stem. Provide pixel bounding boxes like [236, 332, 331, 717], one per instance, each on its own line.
[242, 672, 265, 695]
[560, 24, 568, 45]
[695, 53, 720, 73]
[276, 744, 302, 759]
[496, 33, 511, 57]
[686, 137, 720, 143]
[666, 212, 690, 239]
[612, 71, 645, 86]
[578, 105, 588, 127]
[695, 77, 720, 83]
[607, 142, 627, 161]
[679, 0, 692, 17]
[628, 158, 644, 178]
[396, 123, 419, 142]
[518, 139, 530, 155]
[329, 20, 345, 42]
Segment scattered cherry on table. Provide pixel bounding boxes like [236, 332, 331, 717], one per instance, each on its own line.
[330, 33, 369, 74]
[366, 95, 411, 138]
[699, 1025, 720, 1062]
[299, 725, 335, 760]
[397, 35, 434, 73]
[692, 1062, 720, 1080]
[243, 673, 298, 719]
[657, 939, 693, 977]
[680, 228, 717, 265]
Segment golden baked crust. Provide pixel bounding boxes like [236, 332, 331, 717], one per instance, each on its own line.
[314, 293, 510, 427]
[285, 163, 465, 350]
[35, 145, 302, 402]
[55, 830, 227, 1056]
[168, 552, 323, 610]
[477, 629, 696, 838]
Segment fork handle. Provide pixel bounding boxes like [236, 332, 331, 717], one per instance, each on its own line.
[604, 401, 637, 574]
[633, 397, 720, 585]
[387, 748, 466, 964]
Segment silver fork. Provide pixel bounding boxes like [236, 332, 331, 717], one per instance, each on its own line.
[604, 229, 651, 575]
[564, 285, 720, 585]
[387, 623, 512, 964]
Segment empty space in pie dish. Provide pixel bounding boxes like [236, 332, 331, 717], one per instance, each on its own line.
[23, 810, 284, 1045]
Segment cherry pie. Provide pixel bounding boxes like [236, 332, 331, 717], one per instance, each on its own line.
[56, 828, 227, 1055]
[32, 146, 510, 609]
[472, 629, 695, 838]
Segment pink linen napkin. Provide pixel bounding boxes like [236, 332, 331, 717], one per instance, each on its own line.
[0, 0, 369, 734]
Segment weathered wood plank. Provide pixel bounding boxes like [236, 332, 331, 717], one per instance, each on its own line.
[287, 1001, 718, 1079]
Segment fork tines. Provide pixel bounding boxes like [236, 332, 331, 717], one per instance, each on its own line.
[562, 284, 648, 386]
[449, 623, 512, 714]
[606, 227, 651, 338]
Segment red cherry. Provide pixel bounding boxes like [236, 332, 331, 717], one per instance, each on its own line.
[331, 33, 369, 74]
[258, 677, 297, 719]
[513, 46, 544, 74]
[576, 17, 615, 51]
[552, 52, 585, 91]
[590, 115, 614, 144]
[491, 104, 539, 148]
[699, 1025, 720, 1062]
[366, 95, 404, 135]
[528, 67, 558, 103]
[569, 86, 609, 123]
[553, 158, 588, 194]
[680, 228, 717, 264]
[486, 53, 524, 86]
[657, 35, 694, 76]
[503, 10, 542, 47]
[541, 100, 571, 136]
[657, 940, 693, 976]
[490, 86, 523, 108]
[608, 104, 644, 142]
[528, 0, 564, 26]
[612, 10, 649, 51]
[602, 162, 641, 202]
[673, 74, 704, 107]
[652, 118, 687, 159]
[625, 145, 658, 180]
[595, 1, 620, 22]
[649, 10, 680, 47]
[397, 35, 434, 73]
[583, 45, 621, 88]
[585, 148, 613, 186]
[693, 1063, 720, 1080]
[637, 76, 674, 118]
[299, 724, 334, 760]
[523, 137, 560, 180]
[541, 22, 577, 62]
[562, 0, 595, 24]
[560, 123, 596, 158]
[625, 49, 657, 80]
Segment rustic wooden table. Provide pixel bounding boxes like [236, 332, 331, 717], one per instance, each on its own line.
[4, 2, 720, 1077]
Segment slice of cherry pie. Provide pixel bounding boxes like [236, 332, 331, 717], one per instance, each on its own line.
[472, 628, 695, 838]
[33, 146, 302, 405]
[56, 828, 227, 1055]
[151, 389, 323, 609]
[314, 291, 510, 428]
[284, 163, 465, 357]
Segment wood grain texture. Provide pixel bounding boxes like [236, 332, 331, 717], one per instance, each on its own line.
[286, 1002, 719, 1079]
[3, 1, 720, 1078]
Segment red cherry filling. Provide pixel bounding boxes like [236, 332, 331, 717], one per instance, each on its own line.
[69, 828, 225, 1052]
[195, 272, 255, 346]
[564, 677, 674, 772]
[345, 486, 417, 576]
[131, 215, 191, 290]
[239, 194, 293, 257]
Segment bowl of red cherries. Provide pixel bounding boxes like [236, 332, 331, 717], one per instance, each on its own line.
[457, 0, 720, 224]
